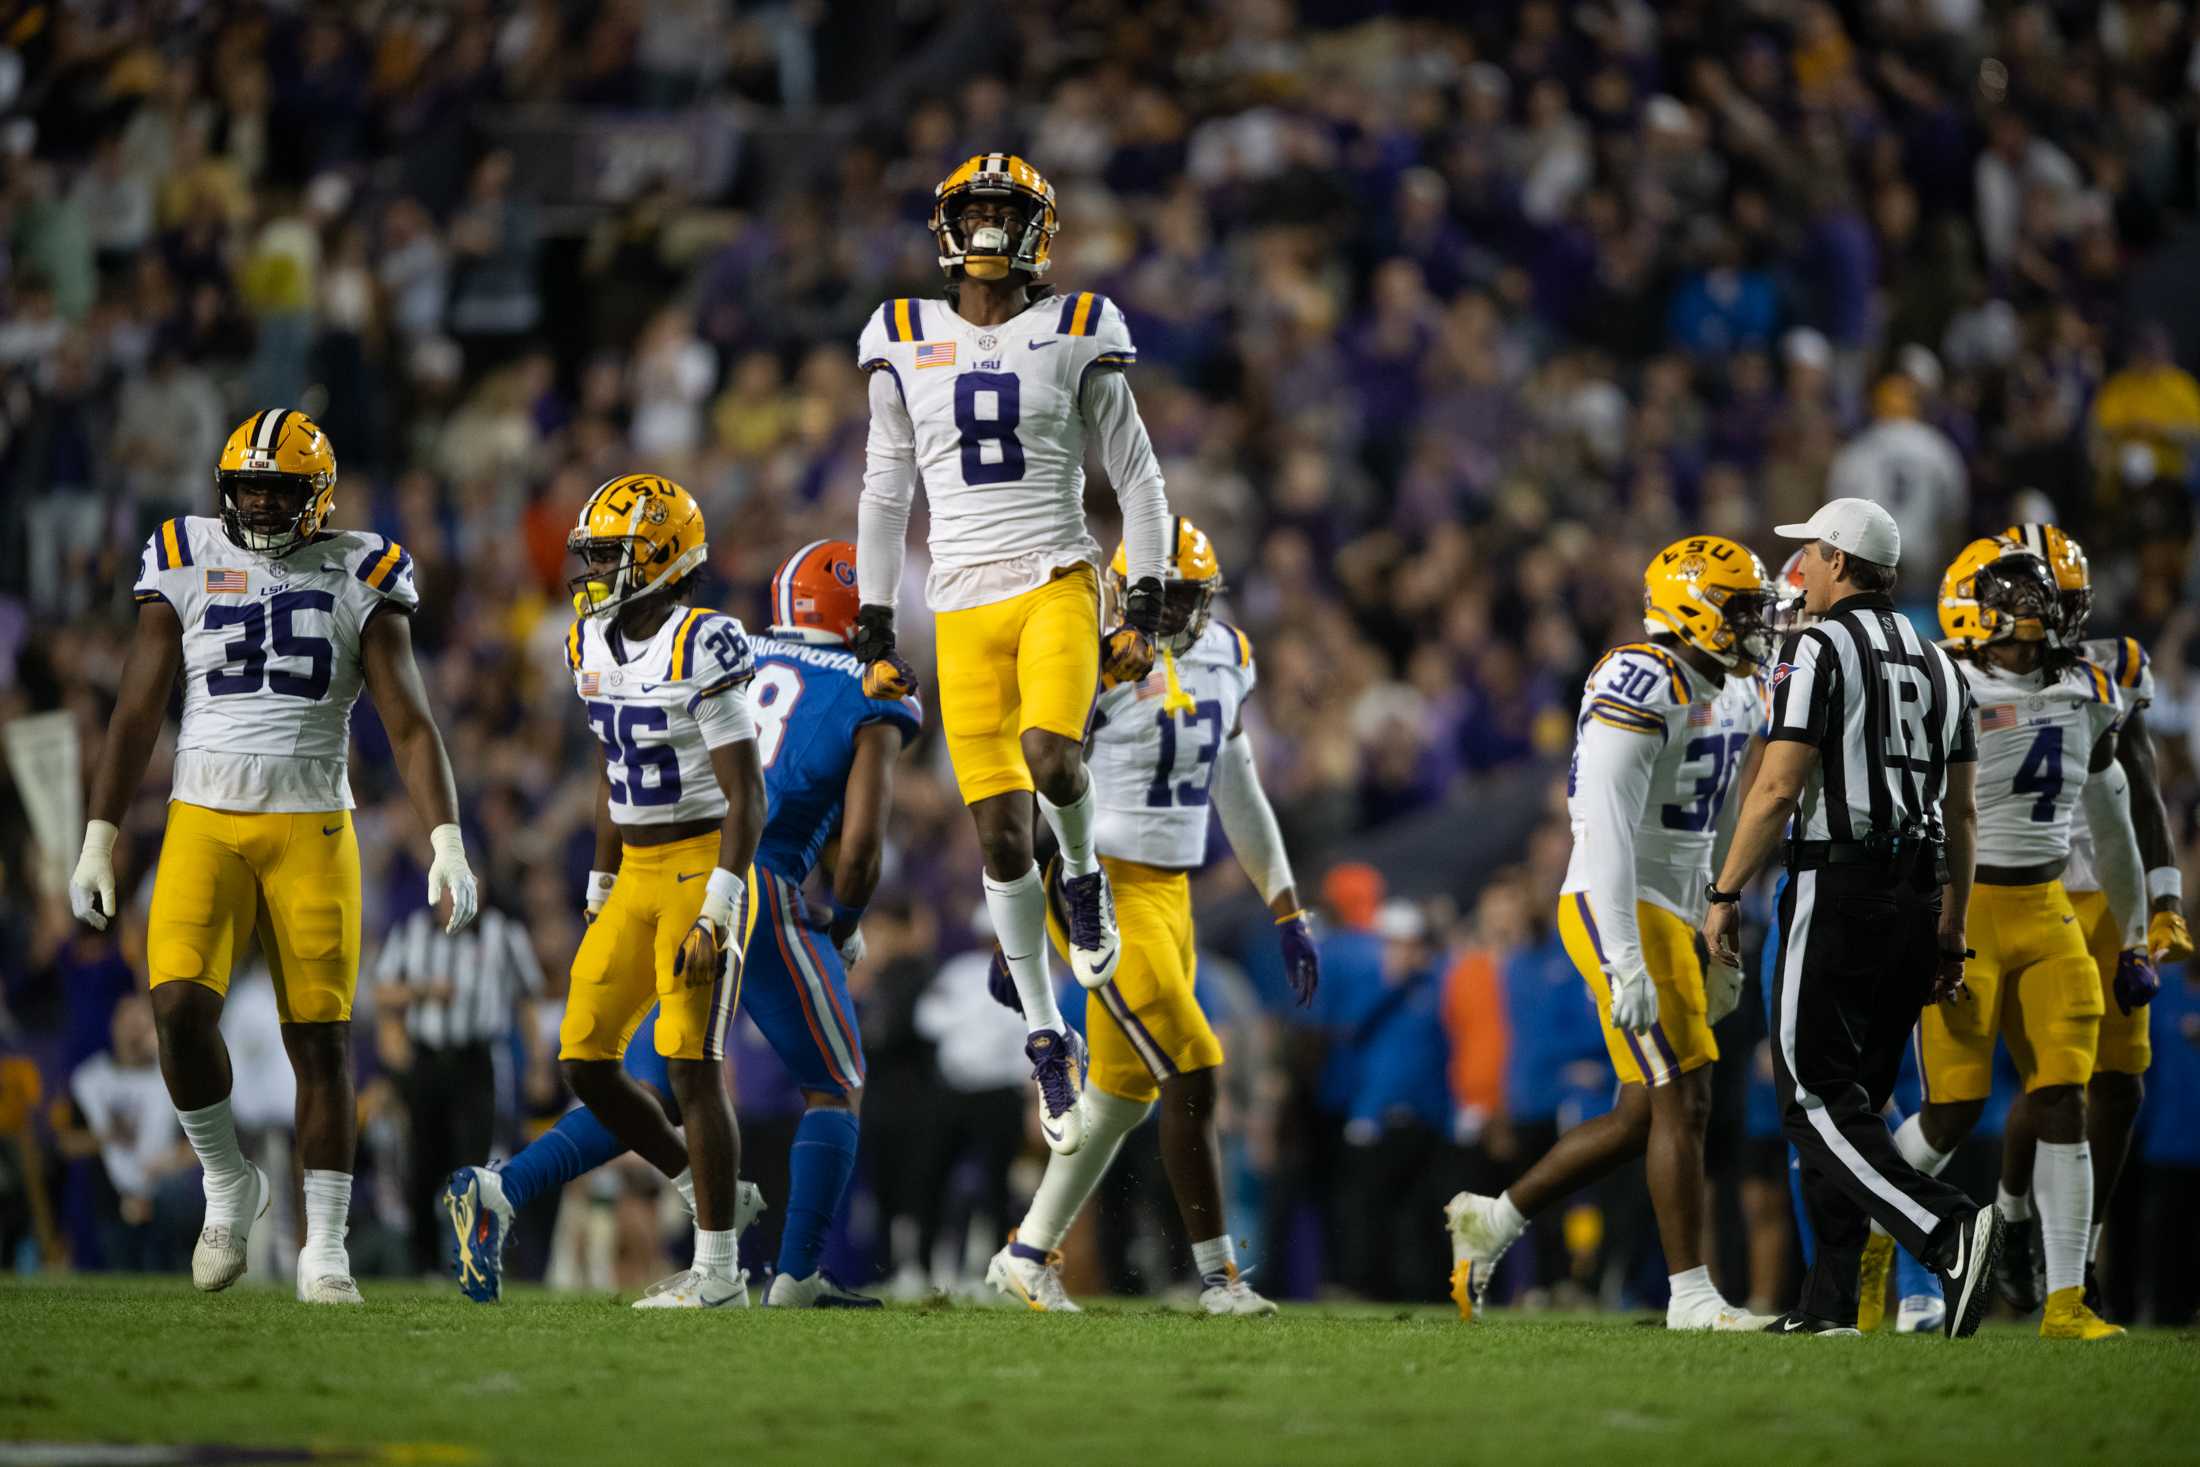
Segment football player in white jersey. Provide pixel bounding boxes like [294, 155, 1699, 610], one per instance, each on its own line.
[1986, 523, 2191, 1319]
[1447, 537, 1775, 1330]
[852, 153, 1173, 1157]
[1899, 539, 2151, 1340]
[559, 473, 765, 1308]
[68, 410, 480, 1304]
[979, 520, 1319, 1314]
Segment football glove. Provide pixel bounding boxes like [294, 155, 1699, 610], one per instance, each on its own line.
[2113, 947, 2160, 1016]
[2149, 908, 2192, 965]
[1276, 909, 1320, 1007]
[1606, 959, 1659, 1034]
[427, 823, 479, 935]
[986, 943, 1023, 1016]
[69, 819, 119, 932]
[584, 869, 616, 924]
[1100, 576, 1163, 688]
[853, 605, 917, 701]
[1704, 956, 1744, 1025]
[674, 868, 749, 990]
[828, 904, 867, 970]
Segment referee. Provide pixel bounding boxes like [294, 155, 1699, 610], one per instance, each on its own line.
[1701, 499, 2001, 1339]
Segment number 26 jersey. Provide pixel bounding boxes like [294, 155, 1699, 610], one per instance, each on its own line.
[567, 606, 756, 828]
[1088, 622, 1257, 870]
[133, 515, 418, 814]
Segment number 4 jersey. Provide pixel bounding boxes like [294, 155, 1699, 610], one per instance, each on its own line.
[1088, 622, 1257, 868]
[567, 606, 757, 828]
[134, 515, 418, 813]
[1958, 654, 2123, 865]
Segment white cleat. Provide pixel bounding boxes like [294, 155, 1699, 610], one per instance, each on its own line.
[735, 1180, 766, 1234]
[633, 1268, 750, 1309]
[1198, 1267, 1278, 1316]
[1059, 868, 1122, 990]
[985, 1236, 1080, 1312]
[296, 1255, 364, 1305]
[192, 1164, 270, 1293]
[1895, 1293, 1947, 1335]
[1025, 1027, 1089, 1156]
[1443, 1191, 1518, 1320]
[764, 1270, 882, 1309]
[1669, 1297, 1778, 1331]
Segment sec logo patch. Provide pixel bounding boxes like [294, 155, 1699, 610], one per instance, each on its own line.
[1769, 662, 1795, 687]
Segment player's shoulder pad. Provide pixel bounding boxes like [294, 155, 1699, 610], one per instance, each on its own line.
[1055, 290, 1136, 364]
[135, 515, 203, 602]
[344, 531, 420, 608]
[671, 608, 755, 690]
[1588, 642, 1690, 706]
[2085, 635, 2154, 703]
[1187, 620, 1254, 673]
[565, 616, 586, 674]
[2068, 655, 2117, 706]
[860, 298, 936, 369]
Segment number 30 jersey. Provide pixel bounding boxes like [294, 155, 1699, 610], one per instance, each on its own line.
[1958, 655, 2123, 866]
[567, 606, 756, 829]
[133, 515, 418, 813]
[1088, 622, 1257, 869]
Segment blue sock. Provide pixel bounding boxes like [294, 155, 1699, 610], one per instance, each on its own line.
[498, 1106, 628, 1212]
[1788, 1147, 1816, 1266]
[774, 1106, 859, 1280]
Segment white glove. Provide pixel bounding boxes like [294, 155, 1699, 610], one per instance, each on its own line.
[1606, 959, 1660, 1034]
[584, 869, 616, 924]
[69, 819, 119, 931]
[427, 823, 479, 934]
[836, 924, 866, 971]
[1704, 957, 1744, 1026]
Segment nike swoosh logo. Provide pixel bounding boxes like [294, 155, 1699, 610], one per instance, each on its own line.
[2061, 915, 2075, 924]
[1027, 339, 1058, 350]
[1039, 1119, 1064, 1141]
[642, 684, 662, 693]
[1781, 1318, 1806, 1332]
[677, 872, 705, 883]
[322, 824, 341, 836]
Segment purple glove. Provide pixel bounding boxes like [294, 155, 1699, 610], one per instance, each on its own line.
[1278, 910, 1320, 1008]
[2114, 947, 2160, 1015]
[987, 943, 1024, 1016]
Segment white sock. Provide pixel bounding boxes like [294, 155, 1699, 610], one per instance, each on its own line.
[2035, 1141, 2092, 1297]
[983, 865, 1062, 1032]
[1996, 1182, 2034, 1223]
[1039, 777, 1100, 878]
[1016, 1089, 1151, 1250]
[178, 1097, 252, 1216]
[2089, 1221, 2104, 1263]
[1665, 1264, 1721, 1321]
[672, 1167, 696, 1217]
[1492, 1190, 1529, 1243]
[301, 1169, 352, 1271]
[1895, 1115, 1952, 1176]
[693, 1226, 737, 1280]
[1192, 1234, 1237, 1285]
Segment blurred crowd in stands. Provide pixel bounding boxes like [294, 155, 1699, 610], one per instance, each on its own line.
[2, 0, 2198, 1320]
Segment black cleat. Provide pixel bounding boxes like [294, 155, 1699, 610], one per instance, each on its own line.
[1762, 1311, 1863, 1337]
[1994, 1215, 2044, 1314]
[1936, 1204, 2005, 1340]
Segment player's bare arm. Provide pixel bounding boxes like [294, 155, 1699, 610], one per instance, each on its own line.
[2110, 703, 2191, 959]
[69, 600, 183, 929]
[828, 722, 902, 967]
[1703, 738, 1814, 967]
[361, 609, 477, 933]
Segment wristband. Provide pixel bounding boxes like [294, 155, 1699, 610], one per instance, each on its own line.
[81, 818, 118, 860]
[2147, 866, 2184, 902]
[703, 866, 749, 953]
[1703, 882, 1740, 906]
[586, 870, 617, 907]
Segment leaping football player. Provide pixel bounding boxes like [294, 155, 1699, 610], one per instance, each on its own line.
[1446, 537, 1774, 1330]
[853, 154, 1173, 1156]
[442, 540, 919, 1308]
[69, 410, 480, 1304]
[980, 522, 1319, 1313]
[550, 474, 766, 1309]
[1983, 524, 2189, 1321]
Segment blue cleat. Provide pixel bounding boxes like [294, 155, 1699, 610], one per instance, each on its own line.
[442, 1166, 514, 1303]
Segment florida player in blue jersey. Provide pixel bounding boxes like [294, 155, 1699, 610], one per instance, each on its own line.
[441, 541, 920, 1306]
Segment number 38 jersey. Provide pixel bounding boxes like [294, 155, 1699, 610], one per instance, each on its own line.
[1088, 622, 1257, 869]
[133, 515, 418, 813]
[567, 606, 757, 828]
[1958, 655, 2123, 866]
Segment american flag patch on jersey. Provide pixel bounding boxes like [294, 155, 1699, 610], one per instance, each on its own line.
[1689, 703, 1714, 726]
[579, 672, 601, 696]
[915, 341, 956, 368]
[1980, 704, 2017, 731]
[204, 568, 248, 594]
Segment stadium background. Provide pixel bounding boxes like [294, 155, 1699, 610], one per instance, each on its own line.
[0, 0, 2195, 1323]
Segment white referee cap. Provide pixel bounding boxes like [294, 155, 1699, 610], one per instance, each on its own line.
[1775, 497, 1901, 568]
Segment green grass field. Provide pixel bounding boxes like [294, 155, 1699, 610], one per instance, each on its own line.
[4, 1278, 2196, 1466]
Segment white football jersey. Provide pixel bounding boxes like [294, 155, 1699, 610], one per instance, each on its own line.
[1958, 655, 2123, 867]
[857, 290, 1136, 596]
[1089, 622, 1257, 870]
[1562, 642, 1766, 922]
[2064, 635, 2153, 893]
[568, 606, 756, 829]
[133, 515, 417, 813]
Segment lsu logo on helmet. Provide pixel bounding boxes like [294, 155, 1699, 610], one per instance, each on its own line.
[931, 154, 1059, 281]
[1642, 535, 1773, 674]
[1938, 538, 2056, 650]
[215, 409, 337, 557]
[568, 474, 707, 619]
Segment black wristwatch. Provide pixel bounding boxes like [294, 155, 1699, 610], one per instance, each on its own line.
[1703, 882, 1741, 907]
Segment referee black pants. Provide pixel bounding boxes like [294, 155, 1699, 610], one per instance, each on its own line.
[1769, 863, 1978, 1323]
[406, 1041, 496, 1276]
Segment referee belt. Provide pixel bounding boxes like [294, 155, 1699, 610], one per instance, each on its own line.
[1786, 836, 1945, 874]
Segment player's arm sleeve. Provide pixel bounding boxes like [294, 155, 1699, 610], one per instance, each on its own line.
[1079, 311, 1167, 586]
[1767, 630, 1833, 745]
[1571, 714, 1662, 975]
[352, 536, 421, 615]
[2080, 759, 2148, 947]
[690, 618, 758, 748]
[1212, 726, 1295, 905]
[857, 311, 915, 609]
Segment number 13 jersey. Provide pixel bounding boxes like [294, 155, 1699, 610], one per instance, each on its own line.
[567, 606, 757, 828]
[1088, 622, 1257, 869]
[1957, 655, 2123, 865]
[133, 515, 418, 813]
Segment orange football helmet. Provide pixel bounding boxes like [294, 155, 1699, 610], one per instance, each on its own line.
[769, 539, 861, 644]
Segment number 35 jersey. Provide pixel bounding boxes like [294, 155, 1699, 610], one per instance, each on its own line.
[133, 515, 418, 813]
[1088, 622, 1257, 870]
[567, 607, 757, 829]
[1959, 655, 2123, 866]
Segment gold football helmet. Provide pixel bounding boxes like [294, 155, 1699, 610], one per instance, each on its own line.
[215, 409, 337, 557]
[1642, 535, 1773, 673]
[1939, 538, 2056, 650]
[568, 474, 708, 619]
[930, 154, 1058, 281]
[1998, 521, 2090, 646]
[1108, 517, 1223, 656]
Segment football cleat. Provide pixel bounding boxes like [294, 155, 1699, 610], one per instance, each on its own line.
[1935, 1203, 2005, 1340]
[1198, 1263, 1277, 1317]
[192, 1164, 270, 1293]
[1443, 1191, 1519, 1321]
[763, 1270, 883, 1309]
[985, 1235, 1079, 1312]
[1668, 1297, 1777, 1332]
[1895, 1293, 1947, 1335]
[442, 1166, 514, 1304]
[296, 1255, 364, 1306]
[735, 1179, 766, 1235]
[1060, 870, 1121, 989]
[1855, 1231, 1895, 1332]
[633, 1268, 750, 1309]
[1994, 1214, 2045, 1314]
[1762, 1311, 1862, 1337]
[2039, 1286, 2124, 1340]
[1026, 1026, 1089, 1156]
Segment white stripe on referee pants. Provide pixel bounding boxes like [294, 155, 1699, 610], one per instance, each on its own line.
[1777, 868, 1942, 1239]
[769, 875, 862, 1086]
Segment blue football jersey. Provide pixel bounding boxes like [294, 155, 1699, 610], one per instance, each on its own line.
[750, 634, 923, 882]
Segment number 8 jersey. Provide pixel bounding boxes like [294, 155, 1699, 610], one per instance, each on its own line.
[133, 515, 418, 813]
[1957, 655, 2123, 864]
[567, 605, 757, 826]
[1088, 622, 1257, 868]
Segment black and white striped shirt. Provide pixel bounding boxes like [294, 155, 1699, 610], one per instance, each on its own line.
[372, 907, 544, 1049]
[1765, 592, 1977, 843]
